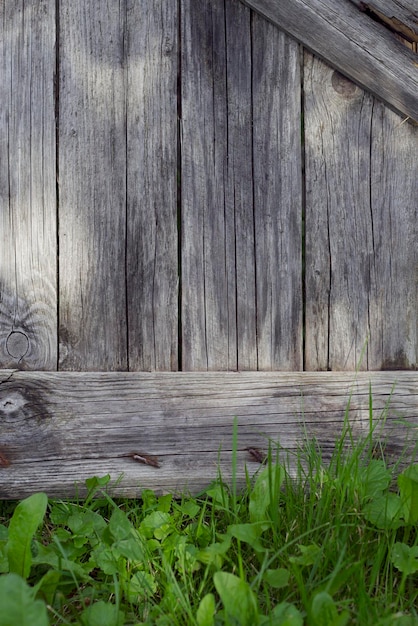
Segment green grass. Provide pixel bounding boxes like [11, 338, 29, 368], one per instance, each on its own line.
[0, 417, 417, 626]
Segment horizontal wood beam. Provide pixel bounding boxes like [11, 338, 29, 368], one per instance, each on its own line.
[0, 371, 416, 499]
[240, 0, 418, 122]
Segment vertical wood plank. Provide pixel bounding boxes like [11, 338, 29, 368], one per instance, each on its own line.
[252, 16, 303, 370]
[181, 0, 230, 370]
[225, 1, 257, 370]
[367, 105, 417, 370]
[304, 54, 375, 370]
[0, 0, 57, 370]
[126, 0, 179, 371]
[181, 0, 258, 370]
[58, 0, 127, 371]
[181, 0, 302, 371]
[304, 53, 417, 370]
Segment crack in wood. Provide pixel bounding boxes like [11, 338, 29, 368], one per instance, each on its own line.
[0, 371, 16, 386]
[357, 1, 418, 43]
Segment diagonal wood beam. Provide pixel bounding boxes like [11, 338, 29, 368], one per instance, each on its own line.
[348, 1, 418, 44]
[240, 0, 418, 122]
[0, 371, 416, 498]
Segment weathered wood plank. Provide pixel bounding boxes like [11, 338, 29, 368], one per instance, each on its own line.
[252, 15, 303, 370]
[239, 0, 418, 122]
[126, 0, 179, 371]
[367, 102, 418, 368]
[58, 0, 127, 370]
[224, 0, 257, 370]
[181, 0, 255, 370]
[348, 0, 418, 43]
[304, 54, 417, 371]
[0, 370, 416, 498]
[181, 0, 302, 370]
[0, 0, 57, 370]
[304, 55, 376, 370]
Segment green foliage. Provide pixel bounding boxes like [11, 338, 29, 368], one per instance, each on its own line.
[310, 592, 349, 626]
[214, 571, 258, 625]
[289, 544, 321, 567]
[262, 567, 290, 589]
[196, 593, 216, 626]
[0, 574, 49, 626]
[80, 601, 124, 626]
[0, 417, 417, 625]
[265, 601, 303, 625]
[363, 462, 418, 529]
[398, 464, 418, 524]
[6, 493, 48, 579]
[249, 463, 285, 523]
[391, 543, 418, 576]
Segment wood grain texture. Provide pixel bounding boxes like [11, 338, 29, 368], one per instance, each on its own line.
[126, 0, 179, 371]
[224, 0, 258, 370]
[252, 15, 303, 370]
[0, 370, 416, 498]
[181, 0, 302, 370]
[239, 0, 418, 122]
[348, 0, 418, 42]
[58, 0, 128, 371]
[181, 0, 232, 370]
[304, 54, 417, 371]
[0, 0, 57, 370]
[367, 102, 418, 369]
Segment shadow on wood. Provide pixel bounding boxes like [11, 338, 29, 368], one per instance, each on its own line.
[0, 371, 416, 499]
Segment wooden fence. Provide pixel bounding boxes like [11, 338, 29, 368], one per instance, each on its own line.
[0, 0, 417, 497]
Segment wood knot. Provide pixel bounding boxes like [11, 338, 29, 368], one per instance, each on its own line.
[331, 71, 358, 98]
[6, 331, 29, 360]
[0, 391, 27, 415]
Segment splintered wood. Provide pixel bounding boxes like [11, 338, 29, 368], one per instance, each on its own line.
[349, 1, 418, 44]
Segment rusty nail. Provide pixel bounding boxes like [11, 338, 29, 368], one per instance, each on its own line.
[246, 447, 267, 464]
[126, 452, 161, 468]
[0, 452, 11, 467]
